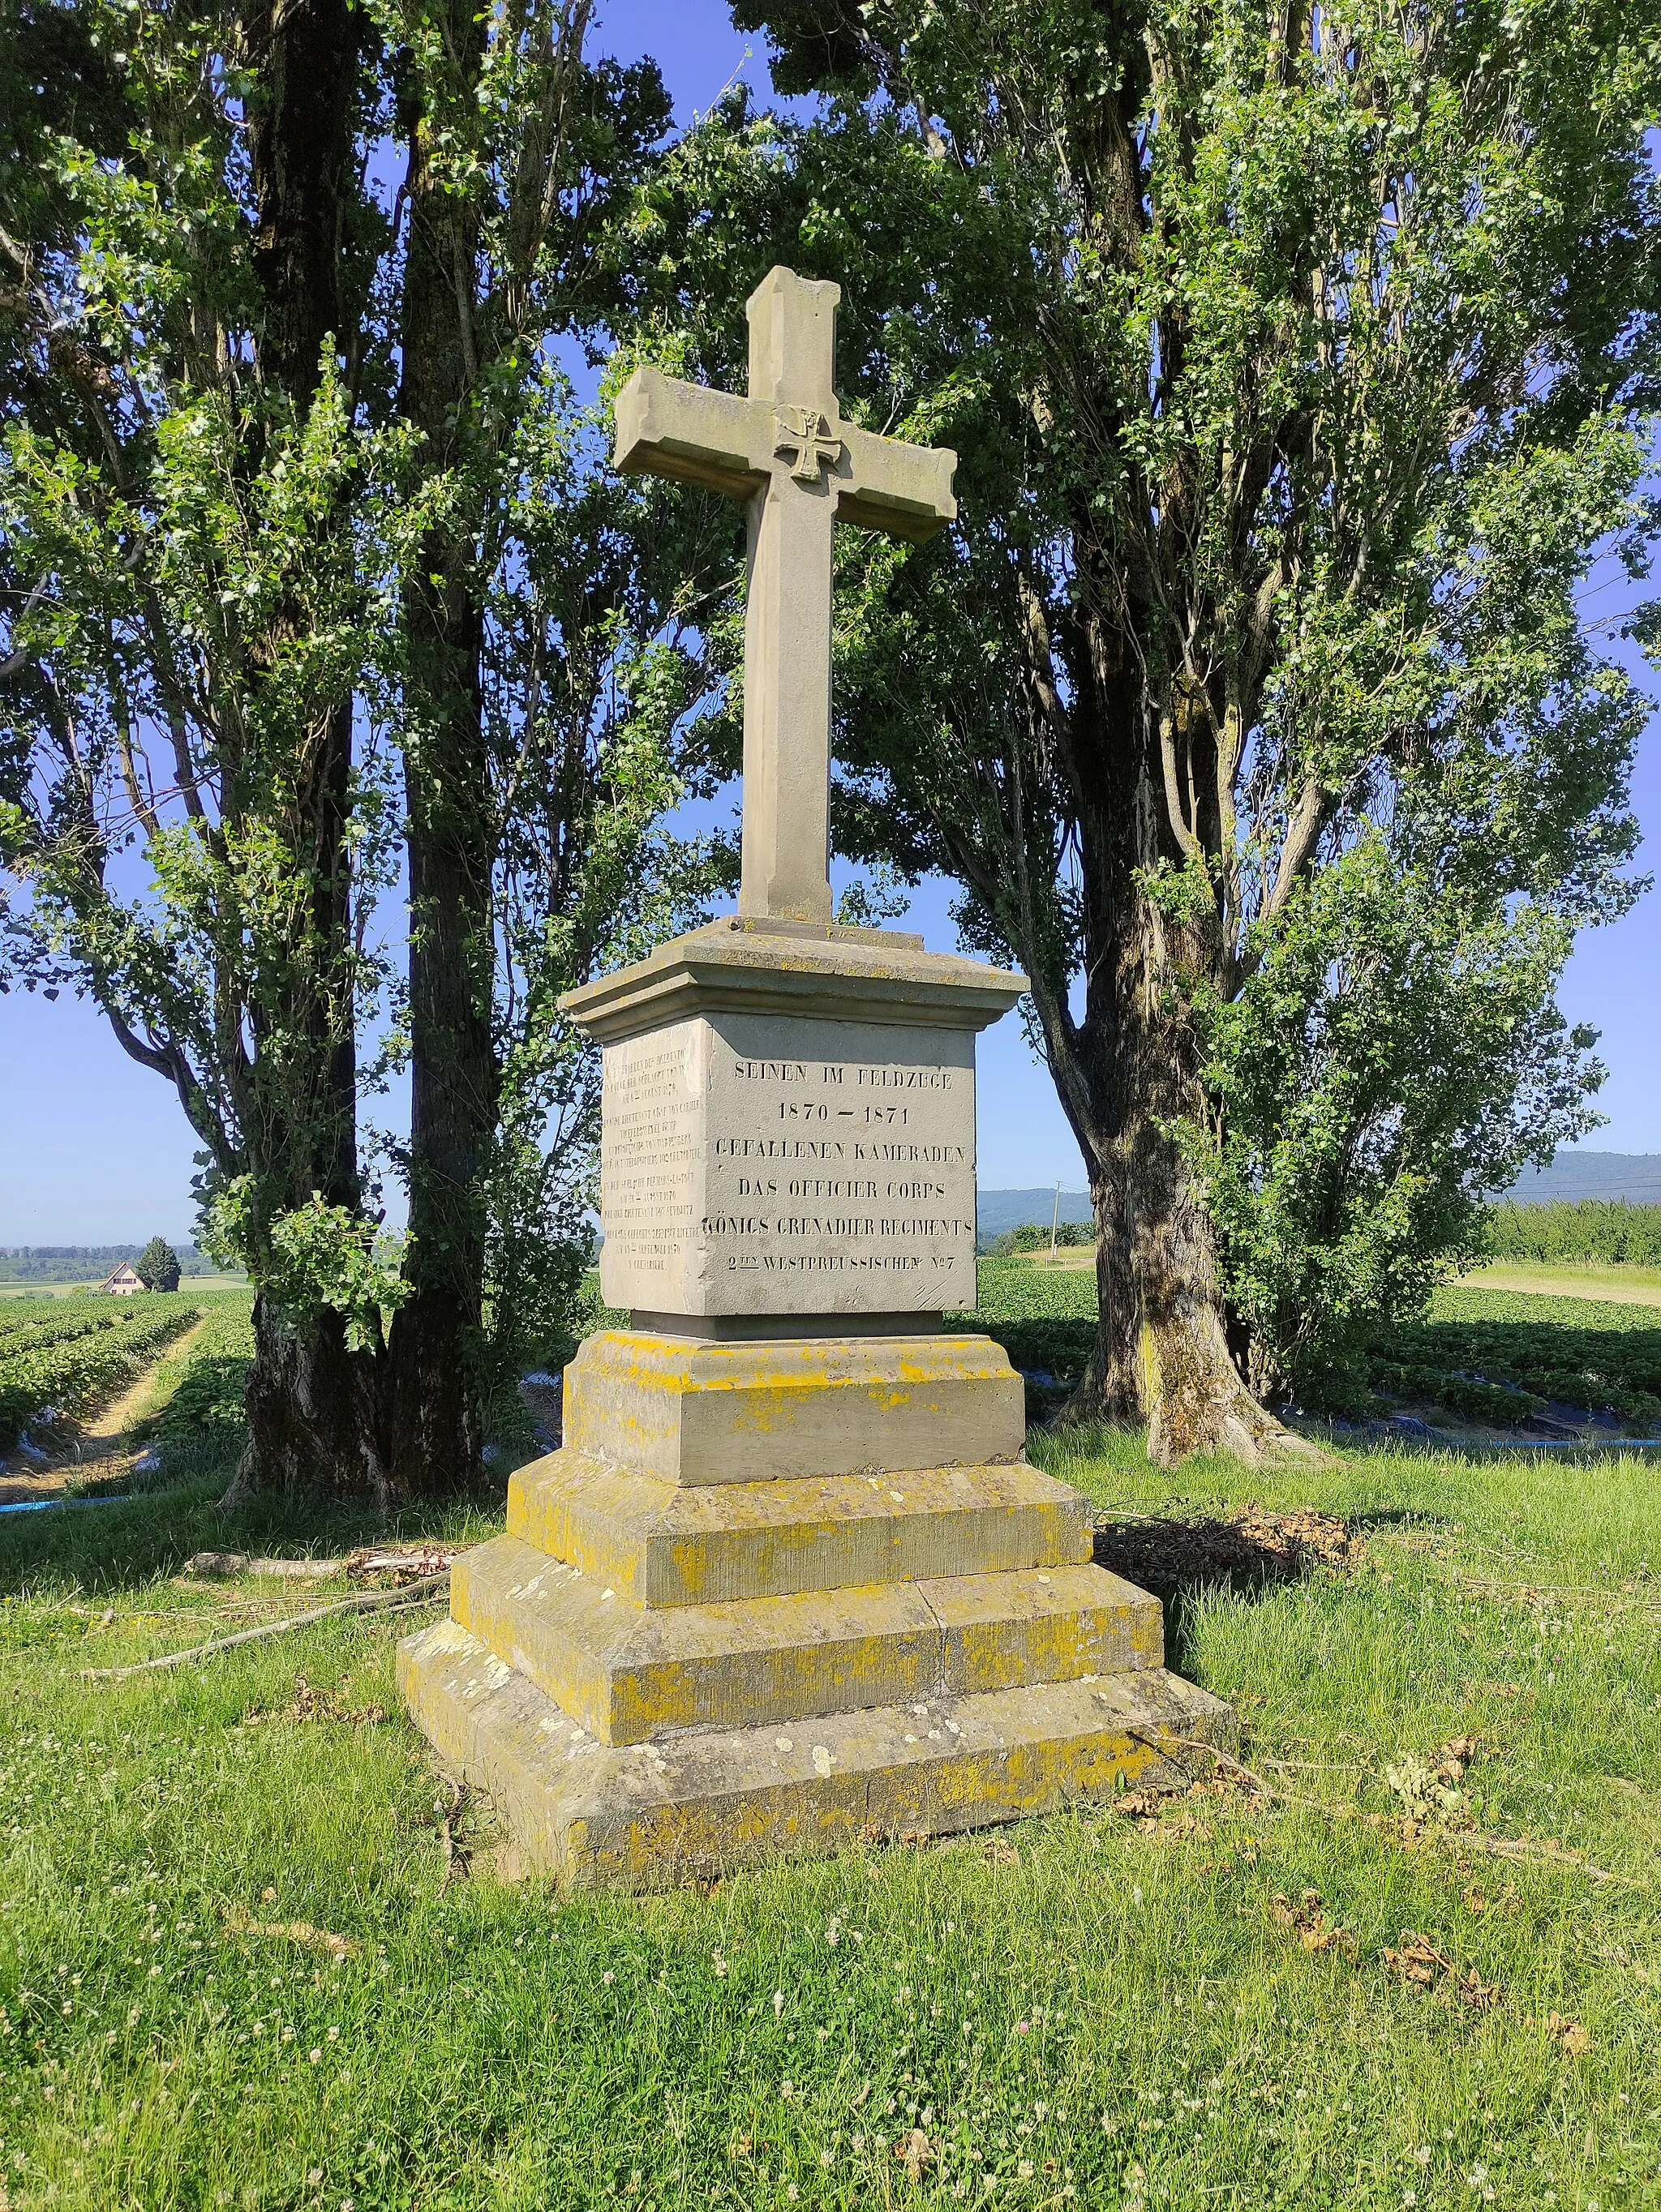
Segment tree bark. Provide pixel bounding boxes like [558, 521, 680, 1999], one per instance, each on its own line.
[1062, 966, 1295, 1466]
[225, 0, 391, 1502]
[385, 19, 496, 1495]
[235, 1295, 393, 1506]
[1023, 703, 1311, 1467]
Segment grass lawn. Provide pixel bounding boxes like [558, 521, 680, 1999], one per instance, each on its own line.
[1, 1287, 1657, 2210]
[1456, 1266, 1661, 1310]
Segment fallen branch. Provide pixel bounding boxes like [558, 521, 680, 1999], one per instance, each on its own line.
[1127, 1729, 1283, 1798]
[222, 1904, 362, 1959]
[1463, 1832, 1646, 1889]
[183, 1551, 343, 1581]
[82, 1571, 451, 1679]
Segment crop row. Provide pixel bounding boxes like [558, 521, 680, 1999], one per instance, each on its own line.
[1370, 1291, 1661, 1428]
[0, 1299, 150, 1356]
[0, 1303, 201, 1448]
[151, 1300, 256, 1442]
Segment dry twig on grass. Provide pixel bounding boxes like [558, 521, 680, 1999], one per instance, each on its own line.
[222, 1902, 361, 1960]
[437, 1777, 470, 1882]
[1125, 1730, 1648, 1889]
[81, 1571, 452, 1680]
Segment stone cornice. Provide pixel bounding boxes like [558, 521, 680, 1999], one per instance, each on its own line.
[560, 919, 1028, 1043]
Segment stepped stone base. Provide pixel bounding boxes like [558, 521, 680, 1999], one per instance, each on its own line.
[401, 1328, 1235, 1887]
[397, 1618, 1234, 1888]
[453, 1534, 1162, 1745]
[506, 1452, 1094, 1607]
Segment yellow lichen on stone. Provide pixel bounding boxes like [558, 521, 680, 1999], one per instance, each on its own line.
[559, 1330, 1026, 1485]
[397, 1617, 1235, 1890]
[506, 1455, 1093, 1609]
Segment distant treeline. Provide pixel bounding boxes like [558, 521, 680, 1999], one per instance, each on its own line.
[1485, 1202, 1661, 1265]
[986, 1223, 1096, 1256]
[0, 1244, 212, 1282]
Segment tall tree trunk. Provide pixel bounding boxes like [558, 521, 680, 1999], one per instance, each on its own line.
[240, 1296, 393, 1505]
[1016, 701, 1311, 1469]
[1065, 925, 1294, 1467]
[386, 28, 496, 1495]
[225, 0, 390, 1502]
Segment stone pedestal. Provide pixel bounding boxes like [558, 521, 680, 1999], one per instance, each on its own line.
[399, 920, 1234, 1886]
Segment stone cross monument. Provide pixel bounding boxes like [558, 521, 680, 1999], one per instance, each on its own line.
[613, 267, 956, 927]
[399, 268, 1234, 1887]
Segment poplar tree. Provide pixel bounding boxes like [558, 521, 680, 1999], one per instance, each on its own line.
[0, 0, 723, 1495]
[645, 0, 1659, 1455]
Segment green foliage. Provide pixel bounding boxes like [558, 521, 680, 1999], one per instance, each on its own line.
[134, 1238, 181, 1294]
[991, 1223, 1094, 1255]
[0, 1297, 199, 1447]
[0, 0, 734, 1484]
[653, 0, 1658, 1424]
[148, 1297, 256, 1444]
[1371, 1287, 1661, 1430]
[1487, 1201, 1661, 1266]
[204, 1184, 410, 1356]
[1191, 834, 1603, 1406]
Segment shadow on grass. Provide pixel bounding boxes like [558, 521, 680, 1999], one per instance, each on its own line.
[1093, 1503, 1364, 1675]
[0, 1440, 506, 1598]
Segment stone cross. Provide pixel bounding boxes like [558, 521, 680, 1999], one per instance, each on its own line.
[613, 267, 958, 925]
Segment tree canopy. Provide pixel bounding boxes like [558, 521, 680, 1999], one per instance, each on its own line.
[135, 1237, 182, 1293]
[626, 0, 1659, 1449]
[0, 0, 732, 1495]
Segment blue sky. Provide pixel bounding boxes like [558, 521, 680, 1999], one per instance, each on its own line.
[1, 0, 1655, 1243]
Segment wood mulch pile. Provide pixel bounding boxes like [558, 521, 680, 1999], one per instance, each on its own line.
[1093, 1503, 1365, 1593]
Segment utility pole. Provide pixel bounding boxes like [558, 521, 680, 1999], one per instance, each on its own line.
[1049, 1181, 1060, 1267]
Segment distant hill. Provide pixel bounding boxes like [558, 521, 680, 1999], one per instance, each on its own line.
[1502, 1153, 1661, 1203]
[979, 1158, 1661, 1247]
[977, 1189, 1094, 1245]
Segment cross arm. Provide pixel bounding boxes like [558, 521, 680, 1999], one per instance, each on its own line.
[613, 366, 765, 502]
[835, 424, 958, 544]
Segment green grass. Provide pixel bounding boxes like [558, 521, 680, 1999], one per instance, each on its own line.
[2, 1429, 1659, 2207]
[2, 1271, 1658, 2209]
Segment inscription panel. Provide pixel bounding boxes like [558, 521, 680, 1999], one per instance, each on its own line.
[599, 1010, 977, 1316]
[598, 1023, 706, 1307]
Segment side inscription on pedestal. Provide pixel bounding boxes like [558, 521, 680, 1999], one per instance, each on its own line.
[599, 1028, 705, 1291]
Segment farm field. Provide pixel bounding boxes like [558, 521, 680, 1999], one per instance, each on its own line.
[967, 1259, 1661, 1434]
[0, 1289, 255, 1505]
[0, 1275, 249, 1301]
[981, 1246, 1661, 1301]
[0, 1294, 202, 1453]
